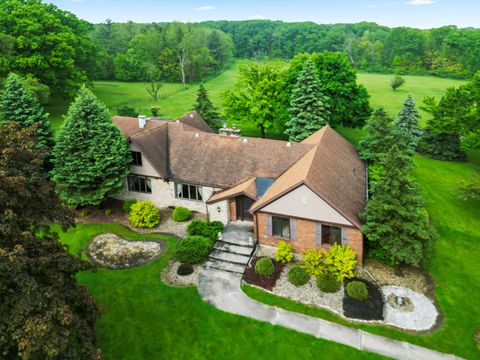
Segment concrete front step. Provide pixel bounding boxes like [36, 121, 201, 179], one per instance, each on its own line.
[204, 260, 246, 274]
[214, 241, 254, 256]
[209, 250, 251, 265]
[220, 237, 253, 247]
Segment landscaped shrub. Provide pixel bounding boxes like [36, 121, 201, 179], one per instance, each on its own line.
[276, 241, 294, 264]
[288, 265, 309, 286]
[316, 273, 340, 293]
[187, 220, 224, 242]
[122, 199, 137, 213]
[177, 263, 194, 276]
[302, 248, 326, 276]
[172, 206, 192, 222]
[104, 208, 112, 216]
[324, 243, 357, 282]
[346, 281, 369, 301]
[80, 209, 89, 217]
[176, 236, 212, 265]
[255, 257, 275, 278]
[129, 201, 160, 228]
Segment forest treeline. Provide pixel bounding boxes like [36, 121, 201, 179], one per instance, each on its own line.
[2, 0, 480, 98]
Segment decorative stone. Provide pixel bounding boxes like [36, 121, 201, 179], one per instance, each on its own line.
[87, 233, 165, 269]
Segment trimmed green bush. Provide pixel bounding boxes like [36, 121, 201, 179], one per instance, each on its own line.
[255, 257, 275, 278]
[176, 236, 212, 265]
[177, 263, 194, 276]
[209, 221, 225, 233]
[172, 206, 192, 222]
[287, 265, 309, 286]
[122, 199, 137, 213]
[129, 201, 160, 228]
[104, 208, 112, 216]
[187, 220, 205, 236]
[186, 220, 224, 242]
[346, 281, 369, 301]
[316, 273, 340, 293]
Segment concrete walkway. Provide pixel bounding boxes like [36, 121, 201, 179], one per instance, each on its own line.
[198, 269, 462, 360]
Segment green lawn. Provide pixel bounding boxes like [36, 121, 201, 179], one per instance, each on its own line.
[57, 223, 384, 360]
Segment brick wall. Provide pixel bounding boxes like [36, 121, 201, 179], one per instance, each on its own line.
[255, 212, 363, 265]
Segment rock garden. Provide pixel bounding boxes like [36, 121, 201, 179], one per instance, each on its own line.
[243, 241, 439, 332]
[87, 233, 165, 269]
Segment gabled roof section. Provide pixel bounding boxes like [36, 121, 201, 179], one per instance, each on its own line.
[251, 126, 366, 229]
[176, 111, 213, 133]
[207, 177, 257, 204]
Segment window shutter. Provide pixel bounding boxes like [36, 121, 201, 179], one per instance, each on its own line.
[341, 228, 349, 246]
[290, 219, 296, 241]
[266, 215, 272, 236]
[316, 223, 322, 245]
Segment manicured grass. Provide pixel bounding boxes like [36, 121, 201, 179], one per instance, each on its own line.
[357, 73, 466, 123]
[57, 223, 384, 360]
[243, 152, 480, 360]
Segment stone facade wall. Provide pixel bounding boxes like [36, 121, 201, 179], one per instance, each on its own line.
[255, 212, 363, 265]
[115, 177, 230, 224]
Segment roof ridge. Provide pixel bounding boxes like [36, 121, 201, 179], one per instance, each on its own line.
[128, 121, 167, 139]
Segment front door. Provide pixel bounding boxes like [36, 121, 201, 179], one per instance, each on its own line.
[236, 195, 254, 221]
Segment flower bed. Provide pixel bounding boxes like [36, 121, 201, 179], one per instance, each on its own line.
[242, 256, 284, 291]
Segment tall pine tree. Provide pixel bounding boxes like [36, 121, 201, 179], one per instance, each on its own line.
[52, 86, 131, 206]
[193, 83, 219, 128]
[362, 145, 434, 267]
[358, 108, 394, 162]
[285, 59, 329, 142]
[0, 122, 98, 359]
[395, 95, 422, 153]
[0, 73, 54, 150]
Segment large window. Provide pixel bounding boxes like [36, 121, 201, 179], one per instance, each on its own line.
[127, 175, 151, 193]
[175, 182, 203, 201]
[131, 151, 142, 166]
[272, 216, 290, 239]
[322, 225, 342, 245]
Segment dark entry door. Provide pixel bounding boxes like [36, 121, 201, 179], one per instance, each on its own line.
[236, 195, 254, 221]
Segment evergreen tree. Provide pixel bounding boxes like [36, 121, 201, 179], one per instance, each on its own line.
[0, 122, 98, 359]
[285, 59, 330, 142]
[193, 83, 219, 127]
[395, 95, 422, 153]
[52, 86, 131, 206]
[0, 73, 54, 151]
[362, 145, 434, 267]
[358, 108, 394, 162]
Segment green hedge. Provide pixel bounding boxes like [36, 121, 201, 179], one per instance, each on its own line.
[129, 201, 160, 228]
[346, 281, 368, 301]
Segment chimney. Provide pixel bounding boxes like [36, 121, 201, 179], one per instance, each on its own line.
[218, 124, 241, 137]
[138, 115, 147, 129]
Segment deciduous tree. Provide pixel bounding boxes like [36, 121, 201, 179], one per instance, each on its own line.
[285, 59, 329, 142]
[52, 86, 131, 206]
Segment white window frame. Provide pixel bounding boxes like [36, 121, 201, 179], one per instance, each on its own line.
[175, 182, 203, 202]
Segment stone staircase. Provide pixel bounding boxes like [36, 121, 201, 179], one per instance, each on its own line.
[204, 221, 255, 274]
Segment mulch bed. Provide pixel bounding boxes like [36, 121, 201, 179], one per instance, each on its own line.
[75, 198, 126, 224]
[242, 256, 284, 291]
[343, 278, 384, 321]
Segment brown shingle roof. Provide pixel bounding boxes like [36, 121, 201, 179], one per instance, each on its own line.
[176, 111, 213, 133]
[251, 126, 366, 229]
[206, 177, 257, 204]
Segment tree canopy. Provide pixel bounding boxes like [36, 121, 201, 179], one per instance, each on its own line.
[359, 108, 394, 162]
[0, 122, 98, 359]
[285, 59, 329, 141]
[286, 52, 372, 128]
[52, 86, 131, 206]
[193, 84, 219, 128]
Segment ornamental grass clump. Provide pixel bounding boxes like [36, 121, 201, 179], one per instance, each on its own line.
[172, 206, 192, 222]
[129, 201, 160, 228]
[255, 257, 275, 278]
[288, 265, 309, 286]
[346, 281, 369, 301]
[276, 241, 294, 264]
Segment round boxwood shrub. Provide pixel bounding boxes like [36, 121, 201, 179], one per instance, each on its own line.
[129, 201, 160, 228]
[316, 273, 340, 293]
[176, 236, 212, 265]
[172, 206, 192, 222]
[177, 263, 194, 276]
[255, 257, 275, 278]
[288, 265, 309, 286]
[187, 220, 206, 236]
[122, 199, 137, 213]
[209, 221, 225, 233]
[346, 281, 369, 301]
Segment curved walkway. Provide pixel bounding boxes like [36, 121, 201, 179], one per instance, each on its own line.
[198, 269, 462, 360]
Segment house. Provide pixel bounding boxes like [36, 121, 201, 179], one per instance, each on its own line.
[113, 112, 366, 264]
